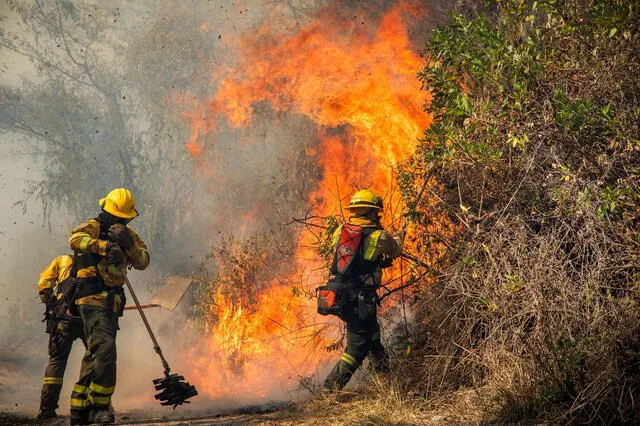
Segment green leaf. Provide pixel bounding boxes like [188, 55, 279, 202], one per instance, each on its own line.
[461, 95, 471, 113]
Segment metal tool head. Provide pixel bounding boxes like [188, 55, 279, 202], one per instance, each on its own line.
[153, 373, 198, 408]
[149, 276, 195, 311]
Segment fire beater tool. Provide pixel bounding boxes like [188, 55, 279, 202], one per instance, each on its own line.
[122, 274, 198, 408]
[123, 275, 194, 311]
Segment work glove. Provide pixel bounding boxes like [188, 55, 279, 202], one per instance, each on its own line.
[39, 288, 53, 304]
[379, 254, 393, 269]
[108, 223, 133, 251]
[107, 243, 126, 269]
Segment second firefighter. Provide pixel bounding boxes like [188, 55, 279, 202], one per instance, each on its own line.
[37, 254, 87, 420]
[323, 189, 402, 391]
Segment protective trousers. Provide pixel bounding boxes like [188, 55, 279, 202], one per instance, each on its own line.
[323, 311, 390, 391]
[39, 318, 86, 412]
[70, 305, 118, 422]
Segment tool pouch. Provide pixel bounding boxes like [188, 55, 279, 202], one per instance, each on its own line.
[60, 278, 80, 317]
[317, 286, 341, 316]
[107, 286, 126, 317]
[45, 313, 57, 334]
[53, 297, 67, 319]
[317, 276, 350, 317]
[357, 287, 378, 320]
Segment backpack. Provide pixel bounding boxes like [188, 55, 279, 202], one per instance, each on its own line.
[330, 223, 364, 276]
[318, 224, 373, 317]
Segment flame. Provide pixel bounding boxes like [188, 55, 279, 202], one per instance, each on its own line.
[190, 284, 329, 397]
[182, 2, 431, 399]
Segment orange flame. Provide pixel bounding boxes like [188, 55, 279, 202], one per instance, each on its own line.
[182, 2, 431, 399]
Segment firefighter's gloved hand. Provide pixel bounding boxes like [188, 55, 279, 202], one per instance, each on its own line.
[39, 288, 53, 304]
[108, 223, 133, 251]
[379, 254, 393, 268]
[107, 243, 126, 268]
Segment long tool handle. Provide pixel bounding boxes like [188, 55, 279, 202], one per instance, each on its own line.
[122, 274, 171, 376]
[124, 304, 161, 311]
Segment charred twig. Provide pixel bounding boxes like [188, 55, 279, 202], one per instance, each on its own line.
[266, 317, 292, 333]
[401, 252, 431, 269]
[379, 268, 437, 302]
[288, 215, 328, 229]
[401, 168, 435, 236]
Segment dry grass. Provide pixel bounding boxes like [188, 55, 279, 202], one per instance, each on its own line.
[267, 377, 483, 425]
[396, 202, 640, 423]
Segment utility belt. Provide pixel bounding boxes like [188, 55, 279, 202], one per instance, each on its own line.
[44, 280, 83, 334]
[62, 276, 126, 317]
[317, 275, 379, 321]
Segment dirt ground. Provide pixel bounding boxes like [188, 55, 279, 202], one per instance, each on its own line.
[0, 395, 465, 425]
[0, 403, 296, 425]
[0, 408, 291, 426]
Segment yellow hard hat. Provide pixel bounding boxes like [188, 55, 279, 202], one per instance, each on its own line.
[346, 189, 382, 210]
[99, 188, 138, 219]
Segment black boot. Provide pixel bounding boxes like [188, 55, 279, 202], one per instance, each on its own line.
[87, 408, 115, 424]
[36, 409, 57, 420]
[69, 409, 89, 425]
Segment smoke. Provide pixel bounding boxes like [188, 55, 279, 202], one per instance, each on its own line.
[0, 140, 71, 414]
[0, 0, 454, 418]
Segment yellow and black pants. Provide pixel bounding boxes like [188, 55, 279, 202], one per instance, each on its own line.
[40, 317, 86, 412]
[70, 304, 118, 420]
[323, 296, 390, 390]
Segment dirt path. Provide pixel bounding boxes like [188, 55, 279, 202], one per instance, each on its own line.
[1, 403, 464, 426]
[0, 408, 310, 426]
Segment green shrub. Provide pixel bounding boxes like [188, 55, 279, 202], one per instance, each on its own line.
[400, 0, 640, 422]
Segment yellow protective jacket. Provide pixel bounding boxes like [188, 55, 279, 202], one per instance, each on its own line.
[38, 255, 73, 301]
[69, 219, 150, 307]
[331, 216, 402, 285]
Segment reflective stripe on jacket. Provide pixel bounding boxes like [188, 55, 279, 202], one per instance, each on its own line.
[69, 219, 150, 287]
[38, 255, 73, 293]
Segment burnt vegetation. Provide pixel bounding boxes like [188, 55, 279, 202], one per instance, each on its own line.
[391, 0, 640, 423]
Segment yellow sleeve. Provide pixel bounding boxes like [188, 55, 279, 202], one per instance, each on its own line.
[125, 226, 150, 270]
[38, 255, 73, 294]
[38, 256, 61, 293]
[69, 220, 109, 256]
[362, 230, 402, 262]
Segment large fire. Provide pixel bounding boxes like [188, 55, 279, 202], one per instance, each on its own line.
[182, 2, 431, 399]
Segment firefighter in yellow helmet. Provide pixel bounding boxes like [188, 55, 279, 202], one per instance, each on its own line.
[322, 189, 402, 391]
[37, 254, 86, 420]
[66, 188, 150, 425]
